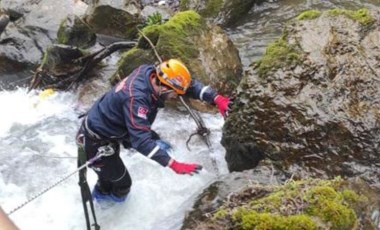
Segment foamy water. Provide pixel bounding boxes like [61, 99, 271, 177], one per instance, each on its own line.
[0, 88, 227, 230]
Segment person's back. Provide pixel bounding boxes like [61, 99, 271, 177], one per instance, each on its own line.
[86, 64, 157, 140]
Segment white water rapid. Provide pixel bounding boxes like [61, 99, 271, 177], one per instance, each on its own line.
[0, 88, 228, 230]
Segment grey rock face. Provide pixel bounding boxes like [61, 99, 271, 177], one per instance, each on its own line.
[223, 9, 380, 184]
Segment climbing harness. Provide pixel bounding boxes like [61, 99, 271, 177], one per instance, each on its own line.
[6, 145, 114, 229]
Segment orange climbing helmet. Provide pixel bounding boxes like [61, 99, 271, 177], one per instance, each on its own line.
[156, 59, 191, 94]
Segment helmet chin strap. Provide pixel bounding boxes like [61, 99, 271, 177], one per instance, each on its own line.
[154, 74, 174, 97]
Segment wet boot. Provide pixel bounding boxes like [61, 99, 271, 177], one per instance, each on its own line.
[110, 187, 131, 202]
[92, 181, 129, 204]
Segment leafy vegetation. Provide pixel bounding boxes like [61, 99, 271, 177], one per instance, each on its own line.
[146, 12, 163, 26]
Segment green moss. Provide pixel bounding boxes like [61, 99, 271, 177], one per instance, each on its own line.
[256, 38, 301, 77]
[304, 185, 357, 229]
[341, 189, 367, 205]
[233, 209, 316, 230]
[215, 178, 366, 230]
[213, 209, 228, 220]
[113, 47, 156, 84]
[116, 10, 205, 83]
[57, 20, 69, 44]
[161, 10, 202, 33]
[304, 186, 342, 203]
[250, 190, 284, 212]
[140, 10, 203, 63]
[328, 8, 374, 25]
[296, 10, 321, 20]
[306, 200, 356, 229]
[41, 49, 49, 66]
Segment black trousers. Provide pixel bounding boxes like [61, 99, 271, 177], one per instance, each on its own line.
[76, 124, 132, 197]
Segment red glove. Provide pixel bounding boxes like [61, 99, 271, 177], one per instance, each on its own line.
[168, 159, 202, 175]
[214, 95, 231, 117]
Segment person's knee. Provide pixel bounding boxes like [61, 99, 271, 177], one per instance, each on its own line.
[111, 168, 132, 197]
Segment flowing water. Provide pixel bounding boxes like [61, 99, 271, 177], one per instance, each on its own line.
[0, 88, 227, 230]
[1, 0, 380, 229]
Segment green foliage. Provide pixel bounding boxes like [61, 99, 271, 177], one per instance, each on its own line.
[296, 10, 321, 20]
[146, 12, 163, 26]
[255, 38, 301, 77]
[328, 8, 374, 25]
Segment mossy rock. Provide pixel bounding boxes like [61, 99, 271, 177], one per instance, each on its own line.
[40, 44, 84, 76]
[327, 8, 375, 25]
[254, 8, 374, 78]
[111, 48, 157, 84]
[113, 9, 242, 98]
[190, 177, 377, 230]
[141, 10, 204, 63]
[255, 36, 303, 77]
[114, 10, 205, 82]
[57, 15, 96, 49]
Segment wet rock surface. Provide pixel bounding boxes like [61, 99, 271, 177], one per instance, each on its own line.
[223, 9, 380, 185]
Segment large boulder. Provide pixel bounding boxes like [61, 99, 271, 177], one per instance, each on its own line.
[57, 14, 96, 49]
[183, 176, 380, 229]
[0, 0, 88, 87]
[114, 10, 242, 97]
[84, 0, 143, 40]
[222, 8, 380, 184]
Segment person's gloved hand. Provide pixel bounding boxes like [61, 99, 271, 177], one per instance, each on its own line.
[214, 95, 232, 117]
[156, 139, 172, 151]
[168, 159, 202, 175]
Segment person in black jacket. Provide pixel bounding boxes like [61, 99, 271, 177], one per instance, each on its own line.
[76, 59, 231, 203]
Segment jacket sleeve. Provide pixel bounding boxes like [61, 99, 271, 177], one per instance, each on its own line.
[185, 79, 218, 104]
[123, 96, 171, 166]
